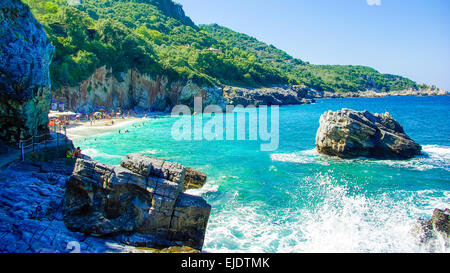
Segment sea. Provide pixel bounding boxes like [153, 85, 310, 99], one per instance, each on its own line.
[73, 95, 450, 253]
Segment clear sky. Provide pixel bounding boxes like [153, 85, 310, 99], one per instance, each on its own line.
[176, 0, 450, 90]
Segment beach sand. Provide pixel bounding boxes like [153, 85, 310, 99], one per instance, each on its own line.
[66, 117, 145, 139]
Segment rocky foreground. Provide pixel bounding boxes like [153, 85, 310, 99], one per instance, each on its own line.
[316, 109, 422, 159]
[0, 154, 209, 253]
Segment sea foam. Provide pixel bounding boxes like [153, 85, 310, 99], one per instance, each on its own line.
[203, 172, 450, 253]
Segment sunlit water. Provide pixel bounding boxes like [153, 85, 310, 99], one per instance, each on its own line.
[74, 96, 450, 253]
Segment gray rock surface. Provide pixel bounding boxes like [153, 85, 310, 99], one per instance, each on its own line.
[0, 0, 54, 143]
[184, 167, 207, 191]
[224, 85, 312, 107]
[316, 108, 422, 159]
[418, 209, 450, 239]
[63, 154, 211, 250]
[413, 209, 450, 251]
[0, 160, 148, 253]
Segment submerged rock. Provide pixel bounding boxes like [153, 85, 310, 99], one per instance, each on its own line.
[0, 0, 54, 143]
[316, 108, 422, 159]
[63, 154, 211, 250]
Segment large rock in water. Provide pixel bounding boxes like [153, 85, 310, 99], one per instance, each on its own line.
[63, 154, 211, 250]
[316, 109, 422, 159]
[0, 0, 54, 143]
[414, 208, 450, 249]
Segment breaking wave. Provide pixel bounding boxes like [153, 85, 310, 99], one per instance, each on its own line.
[270, 149, 329, 165]
[271, 145, 450, 171]
[203, 173, 450, 253]
[82, 148, 123, 161]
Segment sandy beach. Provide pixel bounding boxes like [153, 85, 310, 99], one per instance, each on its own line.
[66, 117, 146, 139]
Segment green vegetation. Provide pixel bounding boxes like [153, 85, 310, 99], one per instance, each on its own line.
[23, 0, 427, 93]
[201, 24, 427, 93]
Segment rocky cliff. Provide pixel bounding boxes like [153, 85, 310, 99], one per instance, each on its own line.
[57, 66, 226, 113]
[56, 66, 446, 113]
[55, 67, 316, 112]
[0, 0, 54, 143]
[316, 109, 422, 159]
[64, 153, 211, 250]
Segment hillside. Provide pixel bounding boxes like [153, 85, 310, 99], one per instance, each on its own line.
[22, 0, 432, 96]
[22, 0, 287, 91]
[201, 24, 432, 93]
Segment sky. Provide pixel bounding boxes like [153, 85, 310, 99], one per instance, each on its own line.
[175, 0, 450, 90]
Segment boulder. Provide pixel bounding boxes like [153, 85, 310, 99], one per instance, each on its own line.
[316, 109, 422, 159]
[414, 209, 450, 246]
[63, 154, 211, 250]
[184, 167, 207, 191]
[0, 0, 54, 143]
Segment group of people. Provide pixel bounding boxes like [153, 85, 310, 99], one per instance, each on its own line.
[66, 147, 83, 159]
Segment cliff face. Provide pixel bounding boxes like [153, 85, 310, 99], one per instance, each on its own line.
[57, 66, 226, 112]
[0, 0, 54, 143]
[56, 66, 317, 112]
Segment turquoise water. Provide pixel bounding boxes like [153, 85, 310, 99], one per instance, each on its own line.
[74, 96, 450, 253]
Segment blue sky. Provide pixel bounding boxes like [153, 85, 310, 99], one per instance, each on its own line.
[176, 0, 450, 90]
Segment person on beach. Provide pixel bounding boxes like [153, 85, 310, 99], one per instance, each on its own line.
[73, 147, 82, 158]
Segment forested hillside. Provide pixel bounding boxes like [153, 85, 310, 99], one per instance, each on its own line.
[23, 0, 430, 93]
[201, 24, 431, 93]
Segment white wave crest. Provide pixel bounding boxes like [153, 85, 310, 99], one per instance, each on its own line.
[82, 148, 123, 160]
[203, 173, 450, 253]
[375, 145, 450, 171]
[271, 145, 450, 171]
[270, 149, 329, 165]
[185, 181, 219, 196]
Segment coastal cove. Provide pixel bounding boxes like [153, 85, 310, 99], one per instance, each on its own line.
[73, 95, 450, 253]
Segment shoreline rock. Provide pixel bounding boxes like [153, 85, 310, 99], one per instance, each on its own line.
[413, 209, 450, 250]
[184, 167, 207, 191]
[63, 154, 211, 250]
[316, 108, 422, 159]
[0, 153, 211, 253]
[223, 85, 313, 107]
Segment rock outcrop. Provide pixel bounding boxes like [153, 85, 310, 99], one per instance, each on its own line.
[0, 159, 202, 253]
[316, 109, 422, 159]
[63, 154, 211, 250]
[0, 0, 54, 143]
[184, 167, 207, 191]
[56, 69, 317, 113]
[57, 66, 226, 113]
[414, 209, 450, 249]
[224, 85, 311, 107]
